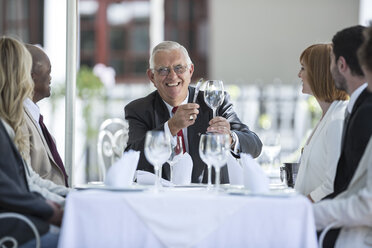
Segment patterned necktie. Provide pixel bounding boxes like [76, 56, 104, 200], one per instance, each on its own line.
[341, 108, 351, 149]
[172, 107, 186, 153]
[39, 114, 69, 186]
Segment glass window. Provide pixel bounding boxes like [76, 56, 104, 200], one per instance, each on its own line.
[109, 28, 126, 50]
[132, 25, 149, 53]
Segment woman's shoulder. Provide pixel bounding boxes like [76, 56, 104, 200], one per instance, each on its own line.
[329, 100, 348, 118]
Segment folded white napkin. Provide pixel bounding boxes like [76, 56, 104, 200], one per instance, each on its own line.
[135, 170, 174, 187]
[104, 150, 139, 187]
[226, 153, 244, 185]
[241, 153, 269, 193]
[172, 152, 193, 185]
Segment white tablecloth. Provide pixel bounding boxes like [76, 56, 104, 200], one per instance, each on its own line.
[58, 187, 317, 248]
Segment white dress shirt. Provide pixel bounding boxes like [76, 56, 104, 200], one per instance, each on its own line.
[163, 94, 190, 153]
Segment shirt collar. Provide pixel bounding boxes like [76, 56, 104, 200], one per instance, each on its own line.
[347, 83, 368, 113]
[23, 98, 40, 123]
[162, 92, 189, 116]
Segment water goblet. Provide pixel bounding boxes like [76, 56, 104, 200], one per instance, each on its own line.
[204, 80, 225, 118]
[205, 133, 230, 191]
[144, 130, 171, 192]
[199, 134, 213, 190]
[262, 132, 281, 175]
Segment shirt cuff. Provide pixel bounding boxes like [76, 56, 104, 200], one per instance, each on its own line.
[310, 188, 327, 203]
[231, 131, 240, 155]
[164, 121, 177, 146]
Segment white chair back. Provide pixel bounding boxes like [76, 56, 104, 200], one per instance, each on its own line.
[97, 118, 129, 181]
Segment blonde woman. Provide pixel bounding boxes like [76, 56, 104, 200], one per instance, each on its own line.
[295, 44, 349, 202]
[0, 36, 61, 246]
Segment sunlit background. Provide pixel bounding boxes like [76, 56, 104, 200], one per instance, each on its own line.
[1, 0, 371, 184]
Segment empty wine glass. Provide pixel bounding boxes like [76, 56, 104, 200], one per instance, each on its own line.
[167, 136, 183, 184]
[144, 130, 171, 192]
[205, 133, 230, 191]
[262, 132, 281, 174]
[199, 134, 213, 190]
[204, 80, 225, 118]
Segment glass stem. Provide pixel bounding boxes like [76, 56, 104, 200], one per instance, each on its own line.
[212, 108, 216, 118]
[154, 166, 160, 192]
[170, 163, 173, 184]
[207, 165, 212, 190]
[158, 165, 163, 188]
[215, 167, 220, 192]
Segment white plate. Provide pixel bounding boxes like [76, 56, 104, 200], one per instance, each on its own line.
[226, 188, 297, 198]
[74, 184, 147, 192]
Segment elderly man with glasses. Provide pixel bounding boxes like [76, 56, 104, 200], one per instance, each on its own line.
[124, 41, 262, 184]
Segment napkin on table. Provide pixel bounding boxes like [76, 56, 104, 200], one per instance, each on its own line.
[226, 153, 244, 185]
[135, 170, 174, 187]
[241, 153, 269, 193]
[104, 150, 139, 187]
[171, 152, 193, 185]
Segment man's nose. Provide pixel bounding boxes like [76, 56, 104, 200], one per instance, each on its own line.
[167, 68, 178, 79]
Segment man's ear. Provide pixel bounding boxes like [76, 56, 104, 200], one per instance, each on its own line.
[188, 64, 194, 77]
[147, 69, 155, 83]
[337, 56, 348, 73]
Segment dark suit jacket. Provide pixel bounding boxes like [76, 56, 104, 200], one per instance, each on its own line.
[326, 88, 372, 199]
[0, 120, 53, 245]
[124, 86, 262, 183]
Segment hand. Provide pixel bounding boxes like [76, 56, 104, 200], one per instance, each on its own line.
[46, 199, 64, 227]
[307, 194, 314, 203]
[168, 103, 199, 136]
[207, 117, 233, 144]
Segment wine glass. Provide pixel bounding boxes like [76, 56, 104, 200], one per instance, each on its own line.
[204, 80, 225, 118]
[199, 134, 213, 190]
[205, 133, 230, 191]
[262, 132, 281, 174]
[167, 136, 183, 184]
[144, 130, 171, 192]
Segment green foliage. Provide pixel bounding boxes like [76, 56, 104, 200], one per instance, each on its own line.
[307, 96, 322, 127]
[76, 66, 104, 99]
[258, 113, 272, 130]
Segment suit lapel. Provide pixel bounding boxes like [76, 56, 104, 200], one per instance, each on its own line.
[154, 91, 170, 127]
[24, 107, 57, 165]
[341, 89, 369, 150]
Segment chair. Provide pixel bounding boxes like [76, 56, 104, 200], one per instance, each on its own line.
[97, 118, 129, 181]
[0, 212, 40, 248]
[318, 222, 339, 248]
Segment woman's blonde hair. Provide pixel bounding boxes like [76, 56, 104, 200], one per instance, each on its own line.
[0, 36, 33, 158]
[300, 43, 348, 102]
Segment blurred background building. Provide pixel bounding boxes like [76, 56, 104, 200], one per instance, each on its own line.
[1, 0, 371, 183]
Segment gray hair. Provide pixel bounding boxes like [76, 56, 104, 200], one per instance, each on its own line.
[149, 41, 193, 70]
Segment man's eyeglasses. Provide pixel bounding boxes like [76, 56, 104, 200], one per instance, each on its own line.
[154, 65, 188, 76]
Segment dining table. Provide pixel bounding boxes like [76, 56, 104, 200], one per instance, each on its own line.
[58, 184, 318, 248]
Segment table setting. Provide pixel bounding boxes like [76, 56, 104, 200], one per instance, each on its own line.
[59, 80, 317, 248]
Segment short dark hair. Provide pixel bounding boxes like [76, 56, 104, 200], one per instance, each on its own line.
[358, 26, 372, 72]
[332, 25, 366, 77]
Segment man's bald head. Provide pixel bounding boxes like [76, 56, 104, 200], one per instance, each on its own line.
[25, 44, 52, 103]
